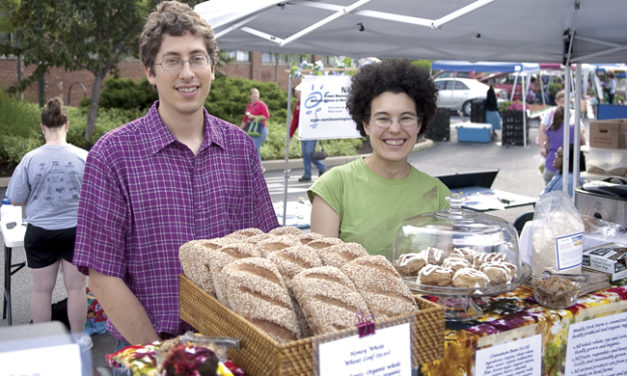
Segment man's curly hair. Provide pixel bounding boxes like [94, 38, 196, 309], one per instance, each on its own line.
[346, 60, 437, 137]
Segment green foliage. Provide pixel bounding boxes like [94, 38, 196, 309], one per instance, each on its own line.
[98, 78, 157, 110]
[205, 76, 288, 125]
[0, 89, 42, 165]
[413, 60, 433, 72]
[65, 106, 144, 149]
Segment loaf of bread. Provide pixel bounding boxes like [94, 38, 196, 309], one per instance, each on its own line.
[316, 242, 369, 267]
[179, 240, 217, 296]
[222, 257, 300, 343]
[225, 227, 265, 238]
[267, 245, 322, 281]
[340, 255, 418, 320]
[208, 242, 261, 307]
[268, 226, 304, 237]
[256, 235, 300, 257]
[306, 237, 344, 250]
[291, 266, 370, 335]
[296, 231, 325, 245]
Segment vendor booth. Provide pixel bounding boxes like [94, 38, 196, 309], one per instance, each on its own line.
[26, 1, 626, 375]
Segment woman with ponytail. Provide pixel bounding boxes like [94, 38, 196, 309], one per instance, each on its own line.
[6, 97, 91, 349]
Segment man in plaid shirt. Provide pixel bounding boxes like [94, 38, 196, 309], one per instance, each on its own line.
[73, 1, 278, 348]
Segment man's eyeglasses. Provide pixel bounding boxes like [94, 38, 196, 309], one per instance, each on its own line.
[155, 55, 212, 72]
[372, 115, 419, 128]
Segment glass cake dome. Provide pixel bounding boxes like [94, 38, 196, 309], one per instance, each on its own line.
[393, 196, 531, 319]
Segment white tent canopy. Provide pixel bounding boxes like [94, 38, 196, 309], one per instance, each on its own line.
[195, 0, 627, 213]
[195, 0, 627, 64]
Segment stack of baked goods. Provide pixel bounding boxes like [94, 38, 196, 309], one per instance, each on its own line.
[179, 226, 419, 343]
[394, 246, 518, 289]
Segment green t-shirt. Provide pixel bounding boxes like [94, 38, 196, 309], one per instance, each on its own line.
[307, 158, 451, 259]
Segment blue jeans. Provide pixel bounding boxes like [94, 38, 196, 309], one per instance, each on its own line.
[249, 126, 268, 162]
[486, 110, 501, 130]
[301, 140, 326, 178]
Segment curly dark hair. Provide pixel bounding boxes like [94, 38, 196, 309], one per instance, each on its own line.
[346, 60, 437, 137]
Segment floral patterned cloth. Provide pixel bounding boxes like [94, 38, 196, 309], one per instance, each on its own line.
[106, 340, 246, 376]
[420, 285, 627, 376]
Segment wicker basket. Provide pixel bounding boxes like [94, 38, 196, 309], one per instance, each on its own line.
[179, 274, 445, 376]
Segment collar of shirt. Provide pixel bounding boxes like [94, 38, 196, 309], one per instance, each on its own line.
[143, 101, 228, 155]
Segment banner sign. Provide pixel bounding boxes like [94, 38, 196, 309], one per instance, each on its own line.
[298, 75, 361, 140]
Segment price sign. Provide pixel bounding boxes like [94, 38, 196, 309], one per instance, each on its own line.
[317, 322, 411, 376]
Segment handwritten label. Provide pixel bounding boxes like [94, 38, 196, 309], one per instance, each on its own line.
[475, 334, 541, 376]
[0, 343, 82, 375]
[318, 323, 411, 376]
[565, 311, 627, 376]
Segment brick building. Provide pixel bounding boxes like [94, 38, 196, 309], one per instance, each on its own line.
[0, 51, 322, 106]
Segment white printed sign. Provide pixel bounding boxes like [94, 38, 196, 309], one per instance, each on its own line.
[565, 311, 627, 376]
[318, 323, 411, 376]
[0, 343, 82, 375]
[555, 232, 584, 271]
[298, 75, 361, 140]
[475, 334, 541, 376]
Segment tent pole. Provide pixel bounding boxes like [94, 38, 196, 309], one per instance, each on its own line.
[282, 73, 293, 226]
[522, 74, 527, 147]
[563, 65, 572, 198]
[573, 64, 582, 199]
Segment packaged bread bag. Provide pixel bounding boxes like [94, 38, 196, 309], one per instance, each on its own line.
[531, 191, 584, 278]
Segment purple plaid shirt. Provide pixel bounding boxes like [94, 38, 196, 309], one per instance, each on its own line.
[73, 102, 278, 341]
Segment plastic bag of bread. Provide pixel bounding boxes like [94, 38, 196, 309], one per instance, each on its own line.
[531, 191, 584, 278]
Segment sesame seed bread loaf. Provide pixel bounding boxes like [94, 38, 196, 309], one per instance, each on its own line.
[291, 266, 370, 335]
[267, 245, 323, 282]
[296, 231, 325, 245]
[222, 257, 301, 343]
[209, 242, 261, 307]
[306, 237, 344, 250]
[268, 226, 304, 237]
[340, 255, 418, 320]
[316, 242, 369, 268]
[256, 235, 300, 257]
[179, 240, 216, 296]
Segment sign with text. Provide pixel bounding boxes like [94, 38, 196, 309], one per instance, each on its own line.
[298, 75, 361, 140]
[565, 311, 627, 376]
[0, 343, 82, 375]
[475, 334, 541, 376]
[318, 322, 411, 376]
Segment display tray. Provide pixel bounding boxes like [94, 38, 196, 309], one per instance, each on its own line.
[179, 274, 445, 376]
[403, 262, 531, 297]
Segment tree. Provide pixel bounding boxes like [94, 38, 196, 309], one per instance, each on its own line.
[1, 0, 145, 141]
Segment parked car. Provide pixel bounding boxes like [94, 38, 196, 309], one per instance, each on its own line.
[434, 78, 506, 116]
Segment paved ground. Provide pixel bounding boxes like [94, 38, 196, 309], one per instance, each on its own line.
[0, 117, 550, 373]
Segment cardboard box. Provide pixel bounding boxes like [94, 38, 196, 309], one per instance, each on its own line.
[582, 243, 627, 281]
[589, 119, 627, 149]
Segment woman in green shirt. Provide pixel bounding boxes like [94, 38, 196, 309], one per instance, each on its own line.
[308, 60, 450, 258]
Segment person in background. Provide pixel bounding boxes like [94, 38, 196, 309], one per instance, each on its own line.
[542, 143, 586, 197]
[6, 97, 91, 349]
[289, 89, 326, 182]
[607, 72, 617, 104]
[485, 80, 501, 136]
[308, 60, 450, 258]
[73, 1, 278, 352]
[241, 87, 270, 164]
[540, 105, 586, 185]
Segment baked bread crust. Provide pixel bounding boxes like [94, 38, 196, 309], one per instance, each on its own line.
[291, 266, 370, 335]
[341, 255, 418, 320]
[222, 257, 301, 343]
[316, 242, 369, 268]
